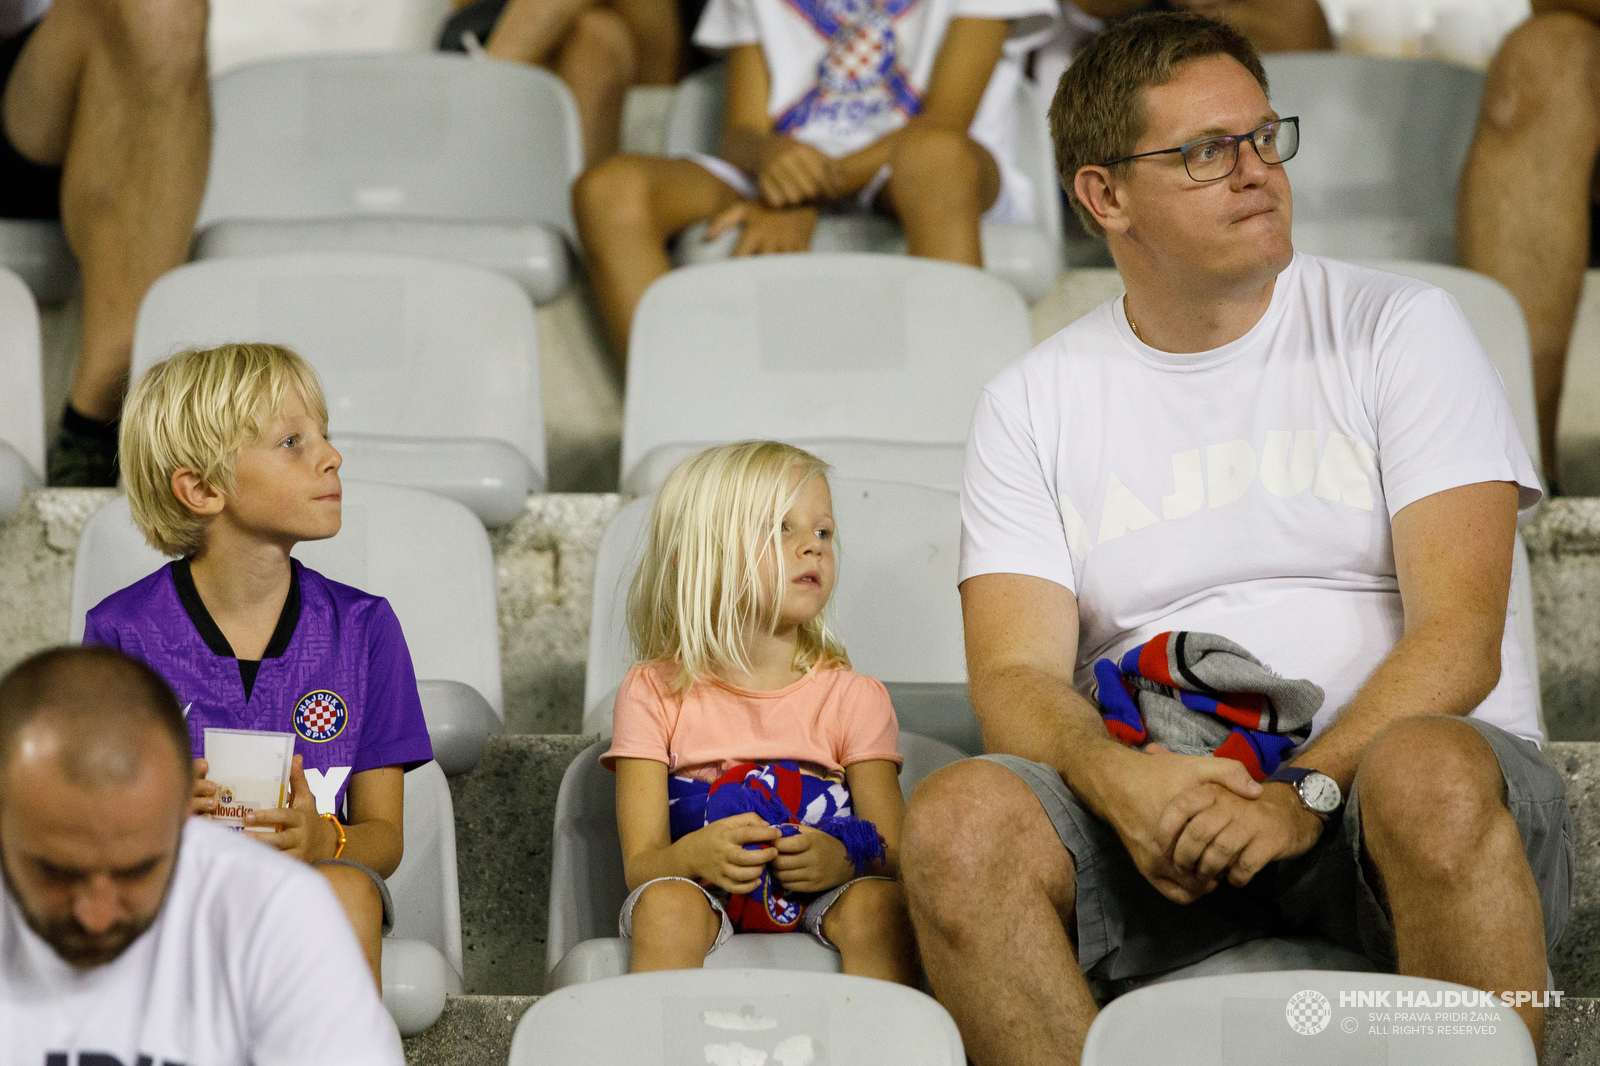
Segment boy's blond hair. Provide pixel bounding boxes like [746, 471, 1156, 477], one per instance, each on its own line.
[120, 343, 328, 558]
[627, 441, 850, 694]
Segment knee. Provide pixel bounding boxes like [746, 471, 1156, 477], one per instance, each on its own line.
[1356, 717, 1511, 880]
[1480, 14, 1600, 136]
[320, 864, 384, 936]
[631, 879, 716, 940]
[825, 879, 912, 952]
[563, 8, 638, 88]
[573, 155, 656, 232]
[902, 760, 1073, 919]
[887, 126, 982, 208]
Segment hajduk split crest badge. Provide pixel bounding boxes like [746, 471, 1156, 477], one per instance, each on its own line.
[294, 689, 348, 743]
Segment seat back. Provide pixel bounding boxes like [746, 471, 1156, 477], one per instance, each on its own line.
[69, 481, 504, 718]
[0, 220, 76, 306]
[510, 968, 966, 1065]
[1263, 54, 1482, 263]
[1083, 970, 1534, 1065]
[132, 252, 547, 507]
[584, 478, 967, 724]
[621, 255, 1031, 495]
[389, 759, 465, 980]
[546, 731, 966, 974]
[0, 267, 44, 483]
[198, 53, 582, 243]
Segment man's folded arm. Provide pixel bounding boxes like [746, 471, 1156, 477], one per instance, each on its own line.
[1281, 479, 1519, 792]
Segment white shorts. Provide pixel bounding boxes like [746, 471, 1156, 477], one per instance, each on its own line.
[618, 875, 895, 954]
[683, 151, 1035, 226]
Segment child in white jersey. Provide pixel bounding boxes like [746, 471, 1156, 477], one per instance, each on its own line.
[571, 0, 1056, 363]
[603, 441, 917, 982]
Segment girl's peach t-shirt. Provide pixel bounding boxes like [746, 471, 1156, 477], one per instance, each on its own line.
[601, 660, 903, 782]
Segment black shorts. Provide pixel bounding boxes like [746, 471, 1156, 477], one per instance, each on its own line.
[0, 19, 62, 221]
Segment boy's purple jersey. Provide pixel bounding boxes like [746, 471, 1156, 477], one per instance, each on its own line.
[83, 559, 433, 818]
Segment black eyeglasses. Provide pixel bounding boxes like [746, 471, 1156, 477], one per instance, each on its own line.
[1102, 117, 1299, 183]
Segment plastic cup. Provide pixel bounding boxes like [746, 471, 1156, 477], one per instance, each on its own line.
[203, 728, 294, 834]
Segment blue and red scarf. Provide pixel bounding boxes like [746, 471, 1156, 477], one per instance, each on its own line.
[668, 761, 885, 933]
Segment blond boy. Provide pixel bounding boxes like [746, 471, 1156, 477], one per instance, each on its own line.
[82, 343, 435, 984]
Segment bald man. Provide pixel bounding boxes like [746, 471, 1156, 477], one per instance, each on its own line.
[0, 646, 403, 1066]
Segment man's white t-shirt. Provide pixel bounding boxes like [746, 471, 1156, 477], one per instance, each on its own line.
[959, 253, 1544, 745]
[1, 817, 404, 1066]
[694, 0, 1057, 214]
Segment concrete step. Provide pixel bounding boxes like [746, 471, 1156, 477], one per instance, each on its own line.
[403, 994, 1599, 1065]
[11, 491, 1600, 740]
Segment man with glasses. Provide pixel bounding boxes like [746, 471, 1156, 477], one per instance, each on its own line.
[900, 13, 1569, 1065]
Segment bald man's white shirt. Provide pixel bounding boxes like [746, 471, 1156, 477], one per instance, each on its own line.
[0, 817, 403, 1066]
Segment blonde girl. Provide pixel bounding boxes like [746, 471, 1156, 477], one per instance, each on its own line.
[602, 441, 918, 983]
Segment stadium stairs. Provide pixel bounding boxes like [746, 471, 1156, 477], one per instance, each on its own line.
[4, 489, 1600, 1063]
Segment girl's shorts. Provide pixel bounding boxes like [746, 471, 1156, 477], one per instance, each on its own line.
[618, 874, 894, 955]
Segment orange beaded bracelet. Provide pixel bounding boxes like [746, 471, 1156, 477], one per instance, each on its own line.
[322, 812, 346, 860]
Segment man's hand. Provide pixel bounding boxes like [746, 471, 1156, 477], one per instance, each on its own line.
[705, 201, 819, 257]
[245, 755, 339, 862]
[676, 812, 782, 895]
[772, 826, 856, 893]
[1159, 781, 1325, 888]
[190, 757, 217, 816]
[1096, 746, 1265, 904]
[755, 137, 841, 206]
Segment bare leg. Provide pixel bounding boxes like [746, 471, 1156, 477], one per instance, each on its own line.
[571, 155, 741, 364]
[1357, 716, 1550, 1056]
[878, 125, 1000, 267]
[628, 879, 722, 972]
[1457, 13, 1600, 484]
[485, 0, 594, 65]
[552, 8, 637, 166]
[606, 0, 682, 84]
[820, 878, 920, 986]
[319, 863, 386, 987]
[3, 0, 209, 427]
[902, 759, 1095, 1065]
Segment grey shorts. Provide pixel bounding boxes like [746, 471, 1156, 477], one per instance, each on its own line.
[314, 857, 396, 936]
[982, 716, 1573, 984]
[618, 875, 892, 954]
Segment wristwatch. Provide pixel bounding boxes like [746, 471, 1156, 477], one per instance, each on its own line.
[1267, 766, 1343, 823]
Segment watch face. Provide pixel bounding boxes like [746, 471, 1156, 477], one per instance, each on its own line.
[1301, 773, 1342, 814]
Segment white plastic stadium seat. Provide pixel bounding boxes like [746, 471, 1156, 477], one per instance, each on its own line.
[621, 255, 1033, 497]
[67, 481, 503, 753]
[1262, 54, 1483, 264]
[381, 759, 465, 1036]
[512, 968, 966, 1065]
[1082, 970, 1534, 1065]
[194, 53, 582, 304]
[207, 0, 451, 76]
[131, 252, 545, 527]
[543, 731, 966, 989]
[662, 64, 1064, 302]
[0, 266, 44, 521]
[0, 219, 75, 305]
[581, 478, 971, 744]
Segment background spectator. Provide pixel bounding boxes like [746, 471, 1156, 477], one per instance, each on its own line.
[440, 0, 686, 165]
[1457, 0, 1599, 489]
[0, 0, 210, 487]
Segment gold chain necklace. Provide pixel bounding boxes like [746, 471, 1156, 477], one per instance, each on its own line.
[1124, 296, 1142, 340]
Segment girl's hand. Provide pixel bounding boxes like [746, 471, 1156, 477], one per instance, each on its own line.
[772, 825, 855, 893]
[678, 813, 782, 894]
[755, 136, 841, 206]
[191, 757, 218, 816]
[705, 201, 819, 257]
[244, 755, 339, 862]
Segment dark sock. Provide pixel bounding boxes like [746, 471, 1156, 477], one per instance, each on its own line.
[61, 404, 119, 441]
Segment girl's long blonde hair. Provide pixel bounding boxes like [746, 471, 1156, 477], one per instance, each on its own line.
[627, 441, 850, 694]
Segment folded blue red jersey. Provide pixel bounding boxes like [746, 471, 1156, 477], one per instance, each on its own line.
[668, 761, 885, 933]
[1092, 631, 1323, 781]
